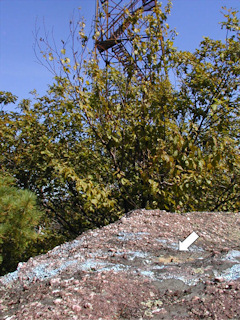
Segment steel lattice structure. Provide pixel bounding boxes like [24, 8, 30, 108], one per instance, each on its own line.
[95, 0, 158, 77]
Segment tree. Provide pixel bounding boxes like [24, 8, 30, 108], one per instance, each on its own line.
[0, 172, 44, 275]
[0, 3, 239, 257]
[171, 6, 240, 211]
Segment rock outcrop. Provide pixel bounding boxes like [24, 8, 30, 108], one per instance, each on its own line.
[0, 209, 240, 319]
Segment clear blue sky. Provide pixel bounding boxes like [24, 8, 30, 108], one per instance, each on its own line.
[0, 0, 239, 109]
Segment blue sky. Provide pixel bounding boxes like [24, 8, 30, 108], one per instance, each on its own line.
[0, 0, 239, 110]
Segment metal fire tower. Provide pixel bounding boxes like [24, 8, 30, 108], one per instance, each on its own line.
[95, 0, 157, 77]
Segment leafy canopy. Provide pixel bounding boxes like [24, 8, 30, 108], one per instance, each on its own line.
[0, 3, 239, 271]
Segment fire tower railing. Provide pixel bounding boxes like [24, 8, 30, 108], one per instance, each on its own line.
[96, 0, 156, 53]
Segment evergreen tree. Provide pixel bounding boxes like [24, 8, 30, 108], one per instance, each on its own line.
[0, 172, 43, 275]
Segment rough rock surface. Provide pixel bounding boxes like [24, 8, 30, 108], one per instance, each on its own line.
[0, 209, 240, 319]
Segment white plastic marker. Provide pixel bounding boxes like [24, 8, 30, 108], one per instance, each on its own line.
[179, 231, 199, 251]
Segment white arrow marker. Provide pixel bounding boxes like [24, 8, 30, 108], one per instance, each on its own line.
[179, 232, 199, 251]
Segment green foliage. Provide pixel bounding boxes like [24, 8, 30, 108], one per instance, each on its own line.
[0, 172, 44, 275]
[0, 3, 239, 271]
[0, 91, 17, 106]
